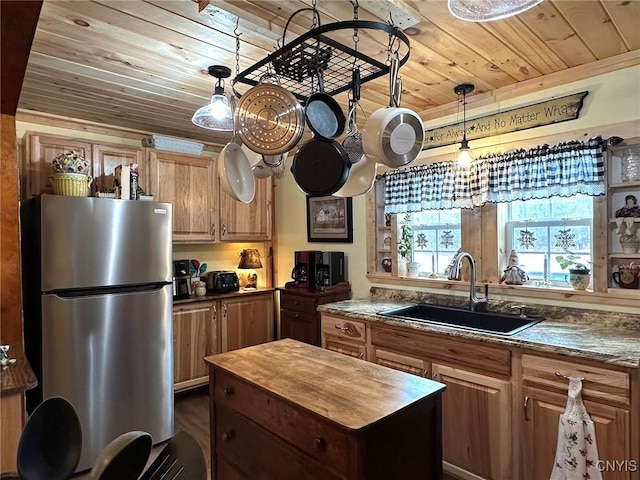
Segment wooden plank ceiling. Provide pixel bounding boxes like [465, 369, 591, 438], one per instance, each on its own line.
[18, 0, 640, 146]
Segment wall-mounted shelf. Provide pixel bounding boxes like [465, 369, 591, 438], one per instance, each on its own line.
[232, 20, 410, 102]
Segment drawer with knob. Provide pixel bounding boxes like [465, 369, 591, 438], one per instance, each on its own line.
[215, 405, 343, 480]
[213, 370, 351, 471]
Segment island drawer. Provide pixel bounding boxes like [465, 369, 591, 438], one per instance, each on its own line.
[521, 354, 630, 405]
[215, 405, 343, 480]
[213, 370, 351, 472]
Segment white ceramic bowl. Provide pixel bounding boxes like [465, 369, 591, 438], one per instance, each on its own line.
[218, 142, 256, 203]
[333, 155, 378, 197]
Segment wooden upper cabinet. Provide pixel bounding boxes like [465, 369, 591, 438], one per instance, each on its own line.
[148, 150, 216, 243]
[23, 133, 92, 198]
[219, 176, 273, 241]
[92, 144, 145, 195]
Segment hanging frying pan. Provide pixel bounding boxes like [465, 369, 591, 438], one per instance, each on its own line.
[304, 69, 346, 139]
[362, 53, 424, 168]
[234, 74, 305, 156]
[291, 137, 351, 197]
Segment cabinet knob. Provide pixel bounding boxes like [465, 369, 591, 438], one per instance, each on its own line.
[523, 396, 530, 421]
[314, 436, 327, 451]
[223, 386, 235, 396]
[222, 224, 226, 236]
[294, 313, 301, 318]
[222, 431, 234, 442]
[211, 223, 215, 236]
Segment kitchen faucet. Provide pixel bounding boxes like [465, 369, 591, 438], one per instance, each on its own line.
[449, 252, 488, 312]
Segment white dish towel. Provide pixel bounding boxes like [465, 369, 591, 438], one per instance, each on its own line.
[550, 377, 603, 480]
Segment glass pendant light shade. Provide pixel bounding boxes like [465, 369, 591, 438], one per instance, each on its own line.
[448, 0, 543, 22]
[191, 65, 234, 132]
[454, 83, 475, 168]
[456, 139, 473, 168]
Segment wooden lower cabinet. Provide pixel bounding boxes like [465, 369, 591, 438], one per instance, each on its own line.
[173, 301, 216, 392]
[521, 386, 630, 480]
[321, 314, 367, 360]
[433, 364, 511, 480]
[279, 283, 351, 346]
[220, 293, 274, 353]
[372, 346, 429, 377]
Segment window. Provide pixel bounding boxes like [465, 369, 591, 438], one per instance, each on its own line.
[504, 195, 593, 286]
[406, 210, 462, 275]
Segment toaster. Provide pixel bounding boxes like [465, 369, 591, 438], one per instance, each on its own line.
[201, 271, 239, 293]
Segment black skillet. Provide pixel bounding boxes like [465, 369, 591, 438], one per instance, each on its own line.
[304, 69, 346, 139]
[291, 137, 351, 197]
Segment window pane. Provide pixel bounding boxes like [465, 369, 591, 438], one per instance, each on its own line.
[505, 196, 593, 287]
[405, 210, 462, 275]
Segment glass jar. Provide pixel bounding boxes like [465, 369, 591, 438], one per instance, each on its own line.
[621, 147, 640, 182]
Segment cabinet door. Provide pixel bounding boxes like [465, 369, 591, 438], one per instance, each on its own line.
[149, 150, 216, 242]
[24, 133, 93, 198]
[173, 302, 215, 392]
[92, 144, 145, 194]
[219, 176, 273, 241]
[433, 364, 512, 480]
[220, 293, 274, 352]
[280, 309, 319, 346]
[371, 347, 430, 377]
[522, 386, 631, 480]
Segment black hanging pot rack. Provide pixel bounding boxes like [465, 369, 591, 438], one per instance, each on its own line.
[232, 20, 411, 103]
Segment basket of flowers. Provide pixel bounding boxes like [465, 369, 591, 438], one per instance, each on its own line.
[50, 151, 92, 196]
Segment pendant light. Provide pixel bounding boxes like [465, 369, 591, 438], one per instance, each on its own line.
[191, 65, 233, 131]
[447, 0, 543, 22]
[454, 83, 474, 168]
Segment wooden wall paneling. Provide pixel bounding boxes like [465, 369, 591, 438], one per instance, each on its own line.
[481, 203, 500, 284]
[593, 194, 609, 293]
[365, 187, 377, 275]
[1, 115, 23, 348]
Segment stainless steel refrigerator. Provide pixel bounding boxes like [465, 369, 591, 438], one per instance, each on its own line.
[22, 194, 174, 472]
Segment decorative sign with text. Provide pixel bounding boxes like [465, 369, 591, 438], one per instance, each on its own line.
[422, 91, 589, 150]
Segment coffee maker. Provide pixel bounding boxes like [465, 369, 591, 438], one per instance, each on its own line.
[315, 252, 345, 289]
[173, 259, 192, 299]
[291, 251, 321, 288]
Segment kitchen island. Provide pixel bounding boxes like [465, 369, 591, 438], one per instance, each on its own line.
[205, 338, 446, 479]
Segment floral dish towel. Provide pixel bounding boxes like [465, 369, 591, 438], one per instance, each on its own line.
[550, 377, 602, 480]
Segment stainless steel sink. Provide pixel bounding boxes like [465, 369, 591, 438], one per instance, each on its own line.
[378, 304, 542, 335]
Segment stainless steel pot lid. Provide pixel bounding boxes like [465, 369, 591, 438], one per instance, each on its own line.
[234, 83, 305, 155]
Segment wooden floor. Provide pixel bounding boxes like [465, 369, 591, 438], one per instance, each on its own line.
[74, 387, 457, 480]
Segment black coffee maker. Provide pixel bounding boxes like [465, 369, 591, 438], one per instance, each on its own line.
[173, 259, 192, 299]
[292, 251, 321, 288]
[315, 252, 345, 289]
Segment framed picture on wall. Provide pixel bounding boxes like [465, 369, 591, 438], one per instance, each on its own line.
[306, 196, 353, 243]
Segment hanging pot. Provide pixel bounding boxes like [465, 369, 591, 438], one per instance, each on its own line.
[217, 141, 256, 203]
[304, 69, 346, 140]
[234, 74, 305, 156]
[333, 154, 377, 197]
[361, 53, 424, 168]
[291, 137, 351, 197]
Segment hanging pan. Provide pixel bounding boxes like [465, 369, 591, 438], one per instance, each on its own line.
[291, 137, 351, 197]
[234, 73, 305, 156]
[304, 68, 346, 140]
[361, 52, 424, 168]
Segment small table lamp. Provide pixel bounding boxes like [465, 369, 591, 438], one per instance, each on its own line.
[237, 248, 262, 289]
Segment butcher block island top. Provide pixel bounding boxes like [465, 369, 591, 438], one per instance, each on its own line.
[205, 338, 446, 479]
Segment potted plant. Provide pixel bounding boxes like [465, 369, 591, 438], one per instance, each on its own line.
[398, 214, 420, 277]
[555, 251, 591, 290]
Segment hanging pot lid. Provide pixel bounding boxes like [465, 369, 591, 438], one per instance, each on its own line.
[234, 75, 305, 156]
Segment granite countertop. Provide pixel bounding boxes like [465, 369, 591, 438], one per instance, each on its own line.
[173, 287, 274, 305]
[317, 288, 640, 369]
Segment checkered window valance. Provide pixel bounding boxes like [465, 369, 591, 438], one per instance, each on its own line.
[384, 136, 607, 213]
